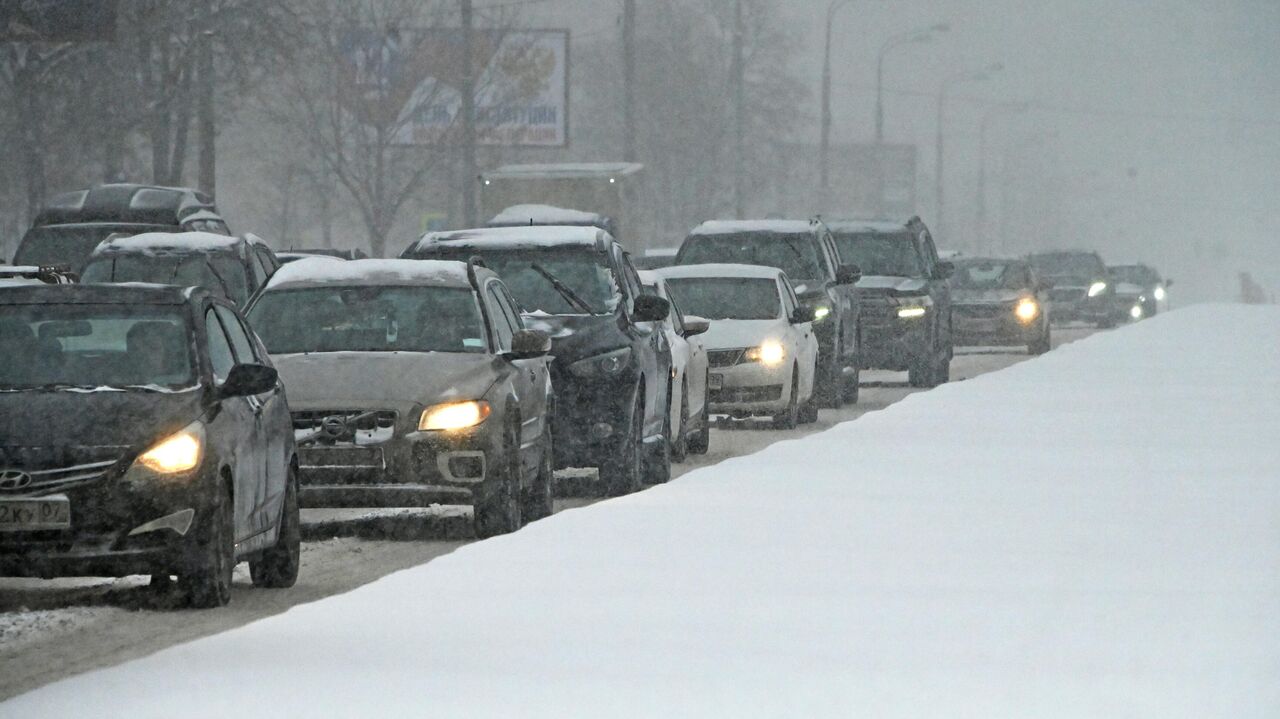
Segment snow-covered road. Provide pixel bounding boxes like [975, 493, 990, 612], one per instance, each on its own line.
[2, 328, 1091, 702]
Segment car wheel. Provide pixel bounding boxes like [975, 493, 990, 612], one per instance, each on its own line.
[842, 365, 861, 405]
[816, 344, 842, 409]
[601, 399, 643, 496]
[520, 431, 555, 522]
[1029, 325, 1051, 355]
[250, 467, 301, 589]
[644, 408, 672, 485]
[670, 380, 689, 463]
[180, 484, 234, 609]
[687, 373, 711, 455]
[934, 346, 951, 384]
[772, 366, 800, 430]
[474, 424, 522, 538]
[798, 386, 819, 424]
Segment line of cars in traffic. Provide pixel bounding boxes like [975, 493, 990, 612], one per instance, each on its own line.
[1, 181, 1167, 609]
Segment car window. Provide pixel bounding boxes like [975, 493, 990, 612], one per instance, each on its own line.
[248, 250, 269, 289]
[209, 255, 249, 305]
[780, 279, 798, 316]
[486, 285, 516, 351]
[664, 277, 783, 321]
[618, 250, 642, 312]
[495, 285, 526, 332]
[204, 309, 237, 383]
[214, 305, 257, 364]
[678, 233, 824, 281]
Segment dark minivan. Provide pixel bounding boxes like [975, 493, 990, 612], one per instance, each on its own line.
[675, 220, 862, 405]
[0, 284, 297, 608]
[12, 183, 232, 273]
[81, 232, 280, 306]
[402, 225, 672, 495]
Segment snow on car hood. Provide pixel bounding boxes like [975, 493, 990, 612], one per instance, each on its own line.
[700, 318, 790, 351]
[272, 352, 499, 412]
[855, 275, 928, 293]
[953, 289, 1027, 303]
[0, 386, 203, 449]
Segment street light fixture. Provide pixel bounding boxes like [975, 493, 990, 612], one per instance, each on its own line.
[819, 0, 854, 212]
[875, 22, 949, 144]
[935, 61, 1002, 240]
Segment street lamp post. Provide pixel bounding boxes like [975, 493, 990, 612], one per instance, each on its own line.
[976, 102, 1028, 253]
[875, 23, 948, 145]
[819, 0, 852, 212]
[935, 62, 1001, 241]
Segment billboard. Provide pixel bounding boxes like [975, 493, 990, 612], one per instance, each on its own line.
[0, 0, 117, 41]
[339, 28, 568, 147]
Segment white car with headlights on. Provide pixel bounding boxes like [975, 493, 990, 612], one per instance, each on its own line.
[658, 264, 819, 429]
[245, 258, 555, 539]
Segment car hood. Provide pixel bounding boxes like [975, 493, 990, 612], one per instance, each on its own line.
[1114, 282, 1145, 297]
[0, 386, 205, 450]
[1045, 274, 1099, 289]
[272, 352, 500, 411]
[954, 289, 1026, 304]
[856, 275, 928, 294]
[701, 318, 790, 351]
[521, 313, 625, 363]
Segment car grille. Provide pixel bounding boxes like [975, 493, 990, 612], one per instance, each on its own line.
[954, 304, 1009, 320]
[292, 410, 398, 445]
[709, 385, 783, 403]
[0, 447, 124, 496]
[1050, 288, 1086, 303]
[708, 349, 746, 368]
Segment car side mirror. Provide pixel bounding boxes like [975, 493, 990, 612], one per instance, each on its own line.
[790, 306, 816, 324]
[682, 315, 710, 337]
[835, 263, 862, 285]
[934, 261, 955, 280]
[632, 293, 670, 323]
[220, 363, 278, 398]
[507, 329, 552, 359]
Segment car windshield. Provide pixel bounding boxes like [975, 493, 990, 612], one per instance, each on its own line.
[0, 304, 195, 390]
[412, 248, 618, 315]
[1109, 265, 1157, 284]
[82, 253, 249, 305]
[13, 224, 166, 273]
[248, 285, 486, 354]
[1028, 253, 1104, 278]
[664, 277, 781, 320]
[678, 233, 823, 281]
[831, 232, 923, 277]
[953, 261, 1031, 290]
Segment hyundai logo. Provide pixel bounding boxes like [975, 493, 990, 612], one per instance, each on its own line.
[321, 415, 348, 439]
[0, 470, 32, 491]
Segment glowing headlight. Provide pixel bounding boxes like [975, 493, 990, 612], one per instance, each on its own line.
[1129, 304, 1144, 320]
[419, 401, 491, 431]
[1014, 298, 1039, 322]
[897, 306, 927, 319]
[812, 305, 831, 321]
[1087, 281, 1108, 297]
[745, 341, 786, 366]
[1153, 286, 1166, 301]
[137, 422, 205, 474]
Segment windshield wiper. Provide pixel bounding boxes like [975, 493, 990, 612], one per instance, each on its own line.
[530, 263, 595, 314]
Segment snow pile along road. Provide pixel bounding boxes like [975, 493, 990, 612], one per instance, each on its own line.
[9, 305, 1280, 717]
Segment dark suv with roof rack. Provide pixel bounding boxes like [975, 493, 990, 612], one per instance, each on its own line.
[81, 232, 279, 307]
[12, 183, 232, 273]
[402, 226, 673, 496]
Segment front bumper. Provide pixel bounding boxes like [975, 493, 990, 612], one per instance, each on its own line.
[1047, 289, 1112, 323]
[707, 359, 791, 415]
[859, 315, 930, 370]
[953, 304, 1042, 346]
[548, 367, 640, 470]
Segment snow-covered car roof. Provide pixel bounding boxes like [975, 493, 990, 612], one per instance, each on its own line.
[263, 258, 482, 291]
[488, 204, 607, 227]
[408, 225, 609, 254]
[657, 263, 785, 280]
[92, 231, 245, 255]
[825, 218, 911, 234]
[483, 162, 643, 180]
[276, 252, 345, 263]
[689, 219, 818, 236]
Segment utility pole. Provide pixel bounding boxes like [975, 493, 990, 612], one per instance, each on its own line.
[731, 0, 745, 219]
[622, 0, 636, 162]
[461, 0, 478, 227]
[196, 0, 216, 196]
[819, 0, 850, 213]
[935, 62, 1001, 240]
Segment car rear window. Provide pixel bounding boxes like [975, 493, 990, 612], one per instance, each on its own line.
[678, 233, 823, 282]
[664, 277, 781, 321]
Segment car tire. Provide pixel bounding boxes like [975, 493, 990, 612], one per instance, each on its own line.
[474, 424, 522, 538]
[842, 365, 861, 405]
[250, 468, 301, 589]
[816, 343, 842, 409]
[180, 484, 235, 609]
[687, 373, 711, 455]
[670, 380, 689, 463]
[601, 399, 644, 496]
[1029, 325, 1051, 355]
[772, 366, 800, 430]
[798, 386, 819, 424]
[520, 432, 555, 522]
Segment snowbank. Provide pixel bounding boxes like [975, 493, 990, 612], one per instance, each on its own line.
[10, 305, 1280, 717]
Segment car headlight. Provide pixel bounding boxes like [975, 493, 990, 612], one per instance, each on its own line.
[1129, 304, 1144, 320]
[136, 422, 205, 474]
[1153, 286, 1166, 301]
[568, 347, 633, 378]
[1087, 281, 1108, 297]
[812, 305, 831, 321]
[744, 340, 786, 366]
[419, 401, 491, 431]
[892, 294, 932, 319]
[1014, 298, 1039, 322]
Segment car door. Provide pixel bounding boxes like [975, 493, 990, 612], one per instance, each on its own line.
[617, 249, 666, 440]
[819, 229, 858, 363]
[486, 281, 546, 479]
[918, 228, 952, 344]
[203, 306, 263, 545]
[778, 276, 815, 396]
[215, 303, 286, 539]
[668, 287, 708, 420]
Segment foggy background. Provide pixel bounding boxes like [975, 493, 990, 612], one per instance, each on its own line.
[3, 0, 1277, 304]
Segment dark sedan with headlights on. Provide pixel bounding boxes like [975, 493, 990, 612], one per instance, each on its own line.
[246, 258, 555, 537]
[950, 257, 1052, 354]
[1028, 250, 1118, 328]
[0, 284, 299, 608]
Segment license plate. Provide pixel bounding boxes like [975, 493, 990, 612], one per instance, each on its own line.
[0, 495, 71, 531]
[709, 373, 724, 390]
